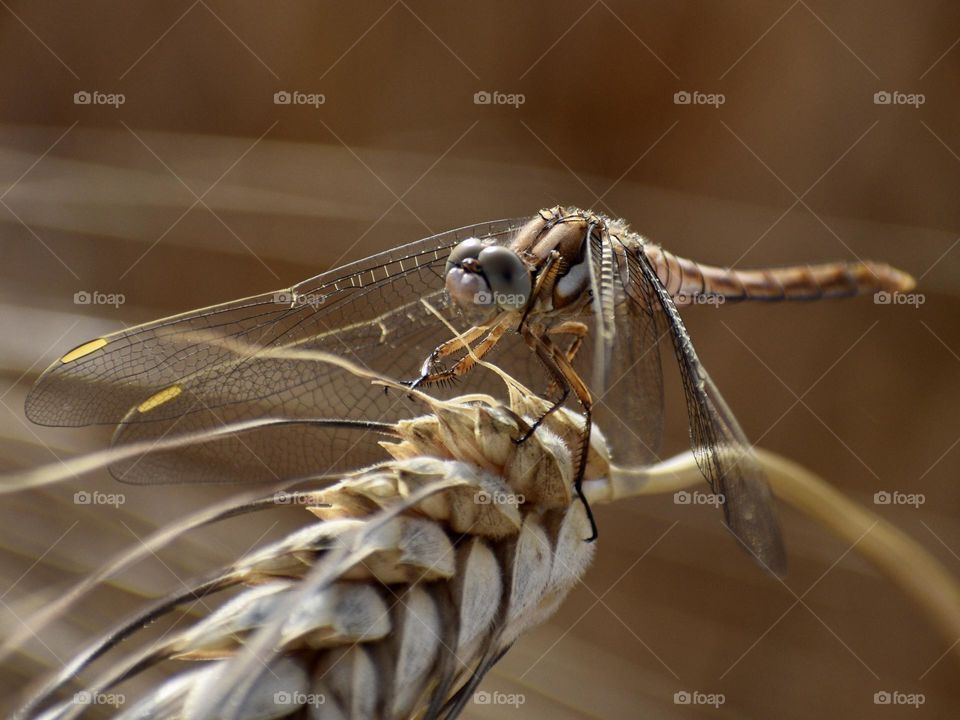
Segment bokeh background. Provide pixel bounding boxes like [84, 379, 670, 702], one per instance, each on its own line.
[0, 1, 958, 717]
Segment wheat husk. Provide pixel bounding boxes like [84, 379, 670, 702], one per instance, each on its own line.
[9, 352, 959, 718]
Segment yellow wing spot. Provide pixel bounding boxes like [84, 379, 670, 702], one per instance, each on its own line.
[60, 338, 108, 364]
[137, 385, 182, 414]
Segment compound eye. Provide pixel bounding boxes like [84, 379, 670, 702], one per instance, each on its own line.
[445, 238, 484, 275]
[478, 246, 531, 311]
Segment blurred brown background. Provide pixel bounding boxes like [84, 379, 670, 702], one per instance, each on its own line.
[0, 1, 958, 718]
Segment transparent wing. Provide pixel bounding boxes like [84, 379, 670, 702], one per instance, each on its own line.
[24, 218, 529, 484]
[624, 240, 787, 574]
[587, 226, 665, 468]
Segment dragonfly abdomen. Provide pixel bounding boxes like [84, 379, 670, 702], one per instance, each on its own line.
[645, 245, 916, 304]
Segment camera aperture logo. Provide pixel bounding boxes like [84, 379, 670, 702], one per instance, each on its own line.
[273, 290, 327, 308]
[675, 292, 725, 307]
[473, 90, 525, 108]
[474, 290, 527, 308]
[74, 290, 125, 308]
[674, 690, 725, 708]
[73, 90, 125, 108]
[874, 290, 924, 308]
[74, 490, 125, 508]
[873, 90, 925, 108]
[674, 489, 725, 508]
[874, 690, 925, 708]
[674, 90, 725, 108]
[873, 490, 925, 508]
[473, 690, 525, 707]
[274, 690, 325, 707]
[474, 489, 525, 507]
[273, 90, 325, 108]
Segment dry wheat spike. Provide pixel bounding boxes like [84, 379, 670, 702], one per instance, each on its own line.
[17, 356, 607, 720]
[11, 350, 960, 719]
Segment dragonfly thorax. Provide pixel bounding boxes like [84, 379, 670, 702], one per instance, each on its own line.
[511, 207, 599, 310]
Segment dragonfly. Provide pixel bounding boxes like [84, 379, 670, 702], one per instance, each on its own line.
[24, 206, 915, 574]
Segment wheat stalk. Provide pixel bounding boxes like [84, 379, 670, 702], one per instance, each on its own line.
[8, 352, 959, 719]
[11, 354, 606, 719]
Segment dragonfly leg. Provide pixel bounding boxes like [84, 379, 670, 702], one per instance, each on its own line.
[407, 321, 507, 389]
[513, 376, 569, 444]
[543, 321, 588, 396]
[518, 250, 563, 332]
[522, 328, 598, 542]
[549, 321, 589, 362]
[514, 325, 577, 442]
[402, 323, 491, 389]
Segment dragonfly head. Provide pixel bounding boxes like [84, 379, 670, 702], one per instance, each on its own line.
[444, 238, 532, 316]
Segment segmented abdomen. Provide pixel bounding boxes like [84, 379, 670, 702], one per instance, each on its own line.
[644, 245, 916, 304]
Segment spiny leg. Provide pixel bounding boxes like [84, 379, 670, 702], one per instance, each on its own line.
[516, 320, 588, 436]
[513, 367, 569, 444]
[549, 320, 588, 362]
[403, 322, 491, 390]
[435, 322, 509, 383]
[544, 321, 588, 396]
[523, 328, 598, 542]
[515, 323, 587, 441]
[407, 319, 509, 390]
[518, 250, 563, 333]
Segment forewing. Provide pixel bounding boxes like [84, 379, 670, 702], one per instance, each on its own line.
[628, 243, 787, 574]
[24, 218, 527, 484]
[105, 309, 446, 484]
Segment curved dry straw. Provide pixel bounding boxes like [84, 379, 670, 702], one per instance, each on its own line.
[5, 347, 959, 719]
[9, 349, 600, 718]
[593, 453, 960, 653]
